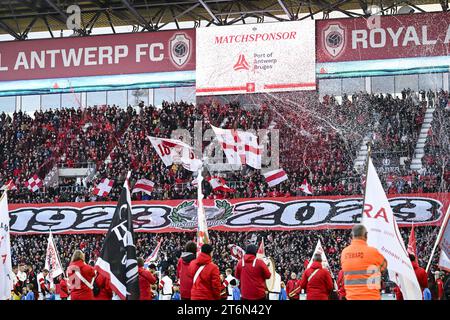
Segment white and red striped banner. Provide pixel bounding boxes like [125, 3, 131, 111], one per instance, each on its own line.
[263, 169, 288, 187]
[300, 179, 313, 195]
[132, 179, 154, 195]
[145, 239, 163, 265]
[207, 176, 235, 193]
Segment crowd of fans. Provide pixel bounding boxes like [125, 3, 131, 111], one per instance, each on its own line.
[1, 88, 448, 204]
[9, 225, 448, 299]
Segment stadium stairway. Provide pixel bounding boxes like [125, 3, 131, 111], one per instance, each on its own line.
[353, 134, 372, 171]
[410, 107, 436, 171]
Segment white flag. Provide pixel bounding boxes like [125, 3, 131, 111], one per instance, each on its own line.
[0, 192, 13, 300]
[196, 170, 209, 252]
[148, 136, 202, 172]
[306, 239, 331, 270]
[438, 250, 450, 272]
[44, 231, 64, 280]
[362, 157, 422, 300]
[211, 125, 262, 169]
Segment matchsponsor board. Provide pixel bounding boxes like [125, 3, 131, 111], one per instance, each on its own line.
[0, 29, 195, 82]
[196, 20, 316, 95]
[8, 193, 448, 234]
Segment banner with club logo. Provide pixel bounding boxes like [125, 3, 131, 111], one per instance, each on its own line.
[6, 193, 448, 234]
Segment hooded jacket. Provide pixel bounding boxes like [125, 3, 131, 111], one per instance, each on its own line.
[411, 260, 428, 292]
[188, 252, 221, 300]
[138, 266, 156, 300]
[300, 261, 333, 300]
[177, 252, 196, 299]
[234, 254, 271, 300]
[67, 260, 96, 300]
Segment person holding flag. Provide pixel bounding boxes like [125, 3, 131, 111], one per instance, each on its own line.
[300, 253, 334, 300]
[176, 241, 197, 300]
[95, 172, 140, 300]
[67, 250, 96, 300]
[188, 244, 222, 300]
[340, 224, 387, 300]
[137, 257, 156, 300]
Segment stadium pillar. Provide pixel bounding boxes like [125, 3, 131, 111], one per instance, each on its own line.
[365, 77, 371, 94]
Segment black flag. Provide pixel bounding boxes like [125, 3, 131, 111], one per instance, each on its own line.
[95, 179, 140, 300]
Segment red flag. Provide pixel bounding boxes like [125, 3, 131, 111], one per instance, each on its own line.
[407, 224, 417, 257]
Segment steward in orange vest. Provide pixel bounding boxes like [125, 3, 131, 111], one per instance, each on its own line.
[341, 224, 387, 300]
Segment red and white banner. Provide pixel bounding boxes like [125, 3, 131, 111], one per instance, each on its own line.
[1, 180, 17, 191]
[0, 30, 195, 82]
[300, 179, 312, 195]
[148, 136, 202, 172]
[44, 231, 64, 280]
[0, 193, 13, 300]
[228, 244, 245, 261]
[317, 12, 450, 63]
[145, 239, 163, 265]
[207, 176, 235, 193]
[93, 178, 114, 197]
[407, 224, 417, 257]
[263, 169, 288, 187]
[25, 174, 43, 193]
[211, 126, 262, 169]
[196, 20, 316, 95]
[7, 193, 449, 234]
[132, 179, 154, 195]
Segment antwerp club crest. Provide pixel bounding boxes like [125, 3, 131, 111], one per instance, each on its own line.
[169, 33, 191, 67]
[323, 24, 345, 58]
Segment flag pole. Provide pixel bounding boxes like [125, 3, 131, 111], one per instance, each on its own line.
[361, 141, 372, 217]
[426, 205, 450, 273]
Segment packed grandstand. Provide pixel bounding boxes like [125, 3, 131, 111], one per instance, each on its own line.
[0, 0, 449, 304]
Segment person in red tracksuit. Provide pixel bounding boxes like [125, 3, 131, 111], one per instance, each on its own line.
[395, 254, 429, 300]
[300, 253, 333, 300]
[93, 269, 113, 300]
[176, 241, 197, 300]
[234, 244, 271, 300]
[286, 272, 301, 300]
[409, 254, 428, 292]
[57, 275, 69, 300]
[137, 257, 156, 300]
[337, 269, 346, 300]
[67, 250, 96, 300]
[188, 244, 222, 300]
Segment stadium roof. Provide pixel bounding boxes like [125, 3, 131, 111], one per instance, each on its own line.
[0, 0, 447, 40]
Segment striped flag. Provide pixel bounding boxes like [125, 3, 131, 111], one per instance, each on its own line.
[1, 180, 17, 191]
[144, 239, 163, 266]
[207, 176, 235, 193]
[407, 224, 417, 257]
[257, 238, 265, 259]
[263, 169, 288, 187]
[132, 178, 154, 195]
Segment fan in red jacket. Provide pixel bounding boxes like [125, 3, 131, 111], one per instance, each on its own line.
[234, 244, 271, 300]
[56, 275, 69, 300]
[337, 269, 346, 300]
[188, 244, 222, 300]
[410, 254, 428, 291]
[176, 241, 197, 300]
[67, 250, 96, 300]
[93, 268, 113, 300]
[286, 272, 301, 300]
[300, 254, 333, 300]
[137, 257, 157, 300]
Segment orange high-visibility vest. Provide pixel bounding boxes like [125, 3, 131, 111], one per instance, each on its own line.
[340, 239, 387, 300]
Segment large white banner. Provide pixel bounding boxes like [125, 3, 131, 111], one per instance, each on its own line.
[363, 158, 422, 300]
[196, 20, 316, 95]
[0, 193, 13, 300]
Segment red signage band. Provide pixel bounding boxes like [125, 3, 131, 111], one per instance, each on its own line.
[0, 29, 195, 82]
[317, 12, 450, 63]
